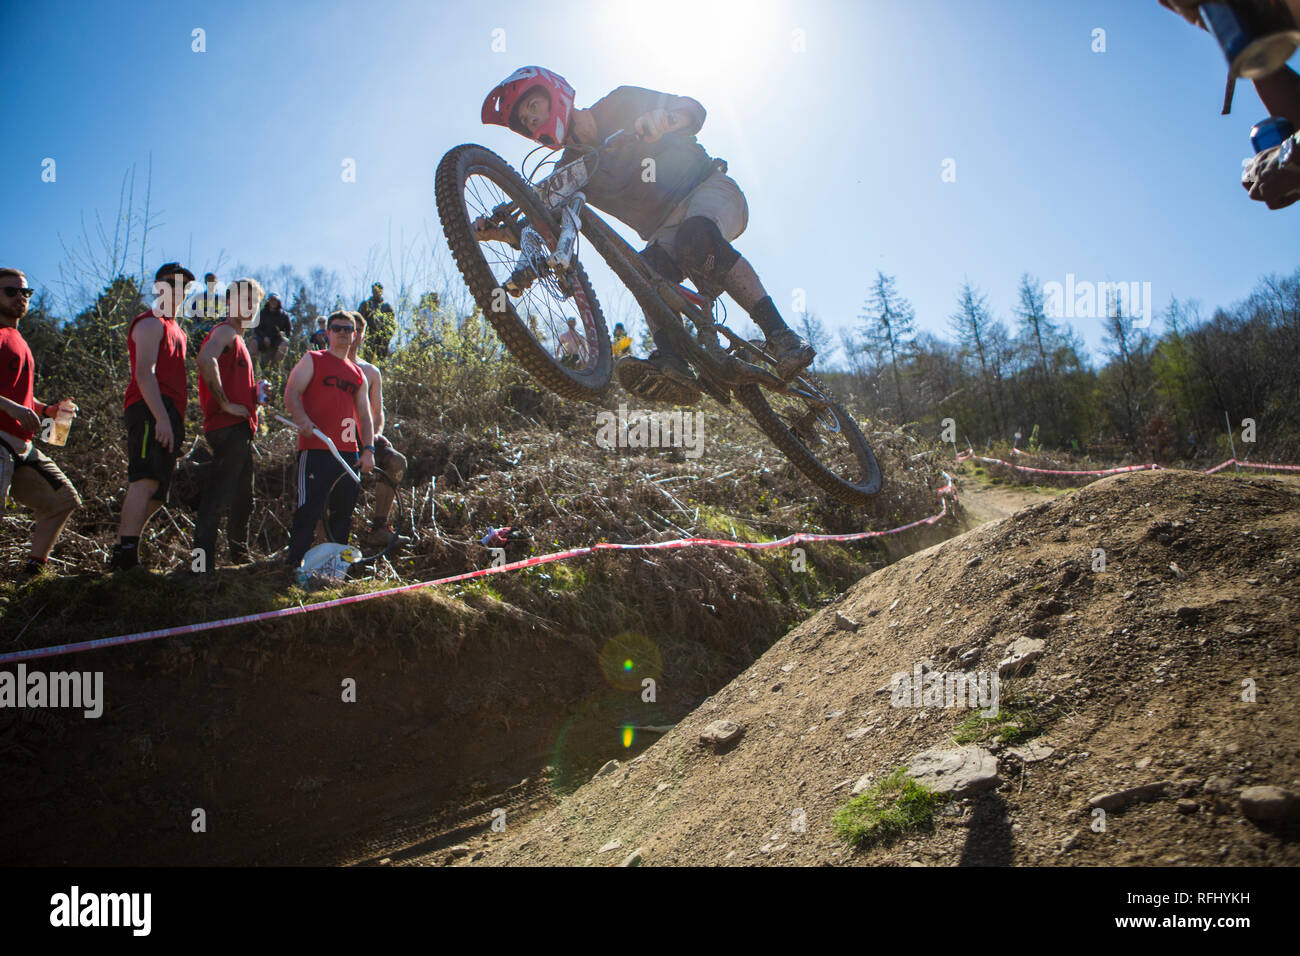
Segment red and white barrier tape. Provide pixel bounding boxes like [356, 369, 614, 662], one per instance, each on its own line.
[983, 451, 1161, 476]
[0, 476, 959, 664]
[960, 447, 1300, 477]
[1221, 459, 1300, 473]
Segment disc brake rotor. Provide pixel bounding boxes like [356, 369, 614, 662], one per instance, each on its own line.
[520, 228, 572, 301]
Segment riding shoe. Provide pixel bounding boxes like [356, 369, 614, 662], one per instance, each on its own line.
[766, 329, 816, 380]
[616, 355, 702, 405]
[648, 347, 700, 390]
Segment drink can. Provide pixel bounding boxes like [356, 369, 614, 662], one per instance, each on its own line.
[1251, 116, 1296, 153]
[257, 380, 270, 405]
[1200, 1, 1300, 113]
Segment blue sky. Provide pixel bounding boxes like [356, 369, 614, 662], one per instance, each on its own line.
[4, 0, 1297, 363]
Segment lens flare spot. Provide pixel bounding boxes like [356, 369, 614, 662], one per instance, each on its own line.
[622, 725, 635, 748]
[598, 633, 663, 691]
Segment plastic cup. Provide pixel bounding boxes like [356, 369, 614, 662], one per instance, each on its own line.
[44, 403, 75, 447]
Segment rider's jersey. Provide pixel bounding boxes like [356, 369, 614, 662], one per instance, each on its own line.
[560, 86, 718, 241]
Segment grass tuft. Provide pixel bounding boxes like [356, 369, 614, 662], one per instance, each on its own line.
[951, 702, 1040, 746]
[832, 767, 947, 849]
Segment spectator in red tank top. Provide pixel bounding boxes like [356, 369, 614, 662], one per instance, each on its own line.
[0, 267, 82, 578]
[111, 261, 195, 572]
[192, 277, 266, 572]
[283, 310, 375, 568]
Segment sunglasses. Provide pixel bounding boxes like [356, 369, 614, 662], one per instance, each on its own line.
[2, 286, 34, 299]
[329, 325, 356, 334]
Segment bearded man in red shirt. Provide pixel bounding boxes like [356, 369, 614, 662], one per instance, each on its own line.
[0, 267, 81, 578]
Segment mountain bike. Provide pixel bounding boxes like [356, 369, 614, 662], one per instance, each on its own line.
[434, 130, 881, 504]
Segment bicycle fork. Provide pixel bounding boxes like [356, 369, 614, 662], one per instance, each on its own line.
[505, 193, 585, 297]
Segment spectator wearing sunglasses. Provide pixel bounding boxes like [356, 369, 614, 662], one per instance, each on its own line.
[283, 310, 375, 569]
[111, 261, 194, 572]
[0, 268, 82, 578]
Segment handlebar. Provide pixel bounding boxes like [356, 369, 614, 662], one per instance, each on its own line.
[602, 129, 642, 151]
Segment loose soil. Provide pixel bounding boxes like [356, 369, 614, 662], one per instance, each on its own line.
[0, 400, 953, 865]
[438, 469, 1300, 867]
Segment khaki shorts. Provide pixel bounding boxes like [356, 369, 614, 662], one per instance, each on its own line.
[649, 169, 750, 254]
[0, 437, 82, 521]
[374, 435, 407, 482]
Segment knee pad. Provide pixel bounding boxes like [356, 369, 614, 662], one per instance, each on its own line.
[675, 216, 741, 292]
[639, 242, 684, 284]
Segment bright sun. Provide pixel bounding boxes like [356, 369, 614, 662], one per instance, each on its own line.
[591, 0, 786, 90]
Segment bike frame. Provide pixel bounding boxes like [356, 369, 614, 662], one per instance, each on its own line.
[520, 133, 832, 410]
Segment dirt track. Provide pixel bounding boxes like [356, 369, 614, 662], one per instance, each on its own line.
[8, 466, 1294, 867]
[955, 476, 1062, 525]
[444, 470, 1300, 867]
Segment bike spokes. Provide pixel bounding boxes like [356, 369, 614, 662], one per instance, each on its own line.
[463, 171, 598, 372]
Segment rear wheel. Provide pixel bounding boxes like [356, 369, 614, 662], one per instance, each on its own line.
[734, 375, 882, 505]
[436, 144, 611, 402]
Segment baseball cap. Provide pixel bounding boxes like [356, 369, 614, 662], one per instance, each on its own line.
[155, 261, 196, 284]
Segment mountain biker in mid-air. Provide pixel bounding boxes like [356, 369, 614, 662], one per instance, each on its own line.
[477, 67, 815, 402]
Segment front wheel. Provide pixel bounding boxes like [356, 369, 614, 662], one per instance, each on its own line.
[435, 144, 611, 403]
[734, 377, 882, 505]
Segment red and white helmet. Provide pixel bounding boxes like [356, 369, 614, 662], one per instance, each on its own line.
[482, 66, 575, 148]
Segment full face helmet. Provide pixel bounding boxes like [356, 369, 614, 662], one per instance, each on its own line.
[482, 66, 576, 147]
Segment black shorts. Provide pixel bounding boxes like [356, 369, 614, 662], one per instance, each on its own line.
[125, 398, 186, 503]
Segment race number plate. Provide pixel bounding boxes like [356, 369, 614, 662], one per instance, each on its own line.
[538, 158, 590, 209]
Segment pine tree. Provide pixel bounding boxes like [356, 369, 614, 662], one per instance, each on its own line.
[948, 280, 1005, 438]
[858, 272, 917, 420]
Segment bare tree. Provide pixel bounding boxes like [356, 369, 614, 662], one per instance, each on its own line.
[56, 161, 160, 319]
